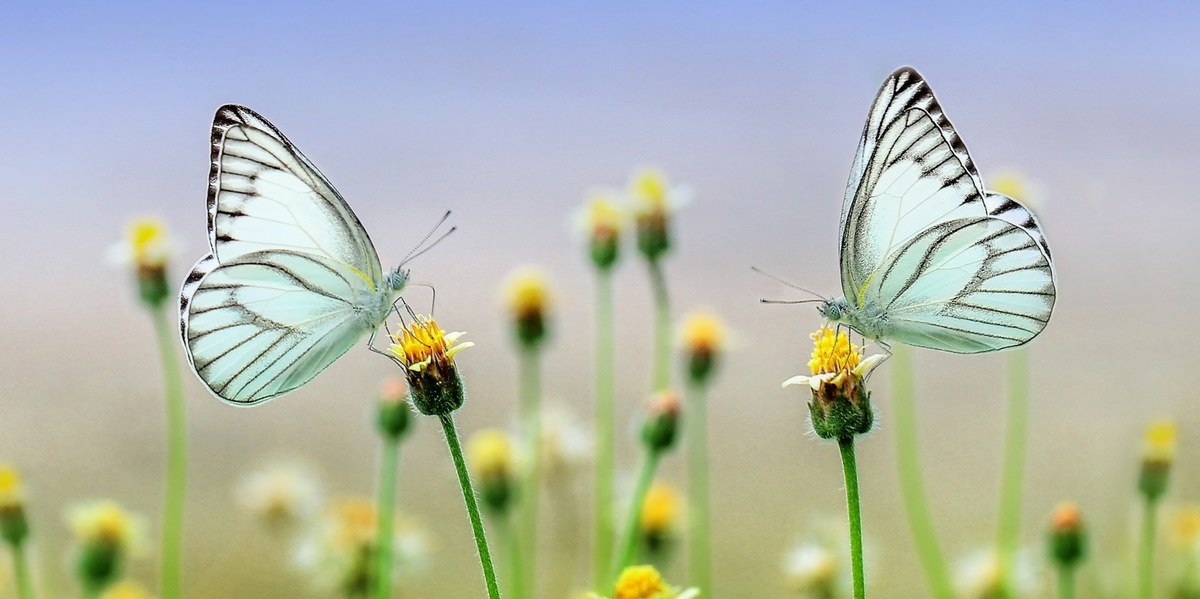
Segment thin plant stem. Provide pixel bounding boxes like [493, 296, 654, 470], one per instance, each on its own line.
[996, 349, 1030, 596]
[497, 512, 526, 599]
[613, 449, 661, 583]
[593, 270, 616, 590]
[373, 437, 400, 599]
[1057, 566, 1076, 599]
[518, 348, 542, 599]
[151, 307, 186, 599]
[1140, 497, 1158, 599]
[438, 414, 502, 599]
[648, 259, 671, 392]
[838, 436, 866, 599]
[891, 346, 954, 599]
[12, 544, 35, 599]
[687, 383, 712, 595]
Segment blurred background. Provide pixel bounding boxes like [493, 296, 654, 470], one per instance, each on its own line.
[2, 1, 1200, 596]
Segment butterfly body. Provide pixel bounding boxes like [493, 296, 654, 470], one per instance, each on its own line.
[180, 105, 407, 406]
[825, 68, 1056, 354]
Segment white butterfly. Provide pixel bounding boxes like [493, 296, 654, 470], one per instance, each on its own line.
[818, 67, 1056, 353]
[179, 105, 409, 406]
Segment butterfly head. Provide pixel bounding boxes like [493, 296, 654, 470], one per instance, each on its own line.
[386, 268, 409, 292]
[818, 297, 850, 323]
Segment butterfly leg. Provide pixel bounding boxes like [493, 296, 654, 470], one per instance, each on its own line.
[366, 326, 403, 367]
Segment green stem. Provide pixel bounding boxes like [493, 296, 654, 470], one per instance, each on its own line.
[151, 307, 187, 599]
[438, 414, 502, 599]
[648, 259, 671, 392]
[891, 346, 954, 599]
[1057, 565, 1075, 599]
[687, 383, 712, 595]
[373, 437, 400, 599]
[594, 270, 616, 591]
[613, 449, 662, 584]
[1140, 496, 1158, 599]
[838, 437, 866, 599]
[996, 349, 1030, 596]
[518, 348, 542, 599]
[500, 512, 526, 599]
[12, 544, 35, 599]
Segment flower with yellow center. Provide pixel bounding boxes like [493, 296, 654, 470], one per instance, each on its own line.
[628, 168, 687, 262]
[109, 217, 174, 306]
[469, 429, 515, 481]
[1141, 419, 1176, 500]
[503, 266, 552, 348]
[69, 500, 145, 553]
[1172, 505, 1200, 549]
[680, 311, 726, 385]
[100, 580, 153, 599]
[236, 462, 323, 531]
[782, 326, 884, 439]
[784, 543, 838, 594]
[639, 481, 681, 548]
[295, 497, 430, 594]
[989, 170, 1043, 214]
[0, 464, 29, 548]
[0, 465, 23, 509]
[578, 191, 625, 270]
[388, 315, 473, 416]
[603, 565, 699, 599]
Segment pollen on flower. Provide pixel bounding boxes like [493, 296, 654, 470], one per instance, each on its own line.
[388, 316, 472, 373]
[614, 565, 668, 599]
[808, 326, 862, 375]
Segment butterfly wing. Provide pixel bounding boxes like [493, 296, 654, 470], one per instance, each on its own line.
[180, 250, 376, 405]
[839, 68, 1055, 351]
[180, 105, 388, 405]
[208, 104, 383, 281]
[864, 216, 1055, 353]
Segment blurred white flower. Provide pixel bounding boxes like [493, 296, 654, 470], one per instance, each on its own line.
[294, 497, 430, 594]
[955, 547, 1039, 599]
[783, 518, 854, 597]
[236, 462, 323, 531]
[539, 404, 592, 483]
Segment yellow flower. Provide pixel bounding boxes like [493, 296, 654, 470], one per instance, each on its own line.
[329, 498, 378, 549]
[100, 580, 154, 599]
[607, 565, 699, 599]
[295, 497, 430, 593]
[680, 310, 726, 385]
[578, 190, 625, 270]
[628, 168, 687, 261]
[782, 326, 883, 439]
[388, 315, 472, 416]
[0, 465, 24, 509]
[68, 500, 145, 554]
[124, 217, 172, 270]
[469, 429, 515, 481]
[236, 463, 323, 530]
[1172, 505, 1200, 549]
[989, 170, 1042, 213]
[639, 481, 681, 538]
[1144, 420, 1177, 464]
[503, 266, 552, 348]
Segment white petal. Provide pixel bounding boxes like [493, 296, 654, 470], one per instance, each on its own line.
[781, 374, 812, 389]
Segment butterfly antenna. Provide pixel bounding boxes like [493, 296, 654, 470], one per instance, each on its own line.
[750, 266, 827, 301]
[759, 298, 824, 305]
[399, 210, 454, 265]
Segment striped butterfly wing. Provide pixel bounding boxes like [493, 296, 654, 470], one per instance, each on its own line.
[866, 216, 1055, 353]
[208, 104, 383, 281]
[180, 105, 388, 405]
[840, 67, 990, 304]
[181, 250, 375, 405]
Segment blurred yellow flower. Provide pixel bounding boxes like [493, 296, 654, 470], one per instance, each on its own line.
[989, 170, 1043, 214]
[100, 580, 154, 599]
[639, 481, 681, 538]
[236, 463, 322, 530]
[783, 542, 838, 594]
[628, 168, 687, 262]
[469, 429, 515, 481]
[295, 497, 430, 594]
[121, 217, 172, 270]
[606, 564, 699, 599]
[1171, 505, 1200, 549]
[680, 311, 725, 356]
[504, 267, 552, 319]
[68, 500, 146, 555]
[1144, 420, 1177, 464]
[0, 464, 24, 509]
[581, 191, 625, 242]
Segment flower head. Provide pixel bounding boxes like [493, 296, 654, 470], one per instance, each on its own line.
[235, 462, 323, 532]
[603, 565, 699, 599]
[639, 481, 681, 553]
[578, 190, 625, 270]
[1141, 420, 1176, 500]
[0, 464, 29, 547]
[989, 170, 1043, 214]
[295, 497, 430, 595]
[680, 310, 726, 386]
[539, 405, 593, 483]
[628, 168, 687, 262]
[1047, 502, 1087, 569]
[955, 547, 1039, 599]
[641, 390, 682, 453]
[388, 315, 473, 416]
[468, 428, 517, 513]
[110, 217, 174, 307]
[68, 500, 147, 592]
[377, 376, 414, 440]
[503, 267, 553, 349]
[782, 326, 883, 439]
[783, 543, 838, 595]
